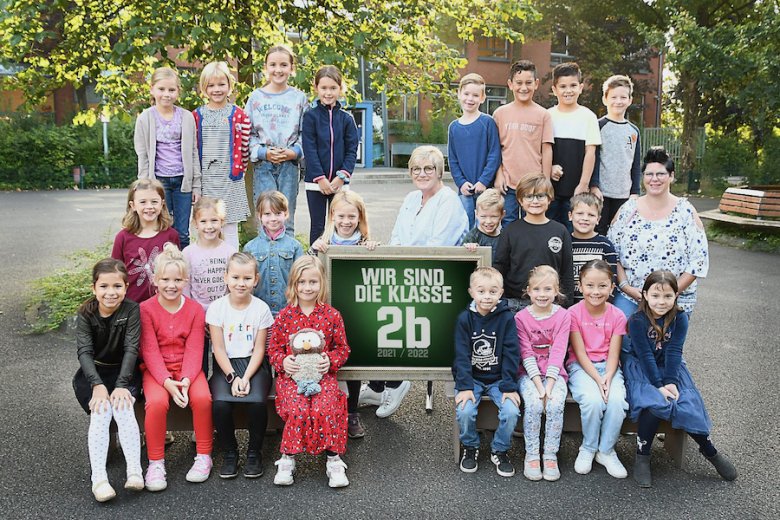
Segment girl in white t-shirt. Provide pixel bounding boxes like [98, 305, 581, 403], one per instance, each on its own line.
[207, 252, 274, 479]
[184, 196, 237, 375]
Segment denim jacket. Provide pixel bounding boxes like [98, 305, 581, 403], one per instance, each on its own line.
[243, 228, 303, 316]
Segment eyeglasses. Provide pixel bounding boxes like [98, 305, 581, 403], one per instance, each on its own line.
[522, 193, 548, 202]
[411, 165, 437, 177]
[643, 171, 670, 179]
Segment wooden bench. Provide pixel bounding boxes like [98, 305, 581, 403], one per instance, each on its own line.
[444, 382, 688, 469]
[719, 187, 780, 219]
[390, 142, 448, 167]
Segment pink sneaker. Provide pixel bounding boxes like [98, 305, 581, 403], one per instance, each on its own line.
[145, 460, 167, 492]
[185, 454, 213, 483]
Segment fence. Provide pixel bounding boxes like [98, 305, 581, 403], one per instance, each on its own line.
[641, 127, 706, 162]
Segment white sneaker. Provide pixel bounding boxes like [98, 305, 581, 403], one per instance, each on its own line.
[274, 455, 296, 486]
[595, 450, 628, 478]
[326, 456, 350, 488]
[358, 384, 383, 407]
[574, 447, 596, 474]
[185, 454, 213, 483]
[376, 381, 411, 418]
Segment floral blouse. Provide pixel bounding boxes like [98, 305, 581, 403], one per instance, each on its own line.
[607, 197, 708, 313]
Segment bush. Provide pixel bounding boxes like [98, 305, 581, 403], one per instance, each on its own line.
[699, 134, 757, 193]
[758, 133, 780, 185]
[0, 116, 136, 190]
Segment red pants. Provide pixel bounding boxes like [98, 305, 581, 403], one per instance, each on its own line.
[143, 370, 213, 460]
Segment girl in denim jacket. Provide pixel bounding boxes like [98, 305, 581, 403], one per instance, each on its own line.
[243, 191, 303, 316]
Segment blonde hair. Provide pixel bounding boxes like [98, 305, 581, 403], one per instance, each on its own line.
[255, 190, 289, 214]
[459, 73, 486, 94]
[525, 265, 565, 303]
[149, 67, 180, 104]
[154, 242, 188, 282]
[602, 74, 634, 96]
[409, 146, 445, 179]
[470, 266, 503, 287]
[570, 192, 603, 214]
[199, 61, 235, 98]
[122, 179, 173, 234]
[516, 172, 553, 203]
[476, 188, 505, 212]
[285, 256, 328, 307]
[227, 251, 258, 276]
[192, 196, 226, 241]
[320, 191, 371, 243]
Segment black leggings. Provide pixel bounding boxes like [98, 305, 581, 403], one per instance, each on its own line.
[347, 380, 360, 413]
[636, 410, 716, 457]
[213, 400, 267, 453]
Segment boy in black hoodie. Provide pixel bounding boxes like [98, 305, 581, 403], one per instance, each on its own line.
[453, 267, 521, 477]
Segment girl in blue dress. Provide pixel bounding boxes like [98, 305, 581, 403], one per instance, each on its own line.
[624, 270, 736, 487]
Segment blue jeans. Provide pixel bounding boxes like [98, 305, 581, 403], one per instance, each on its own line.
[253, 161, 299, 235]
[567, 361, 628, 454]
[502, 188, 519, 228]
[459, 193, 476, 229]
[455, 380, 520, 453]
[156, 175, 192, 248]
[613, 292, 638, 361]
[546, 195, 572, 232]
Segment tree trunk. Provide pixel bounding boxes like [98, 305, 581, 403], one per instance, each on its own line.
[679, 70, 699, 189]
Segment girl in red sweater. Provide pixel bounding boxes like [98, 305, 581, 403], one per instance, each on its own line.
[267, 256, 351, 488]
[140, 243, 212, 491]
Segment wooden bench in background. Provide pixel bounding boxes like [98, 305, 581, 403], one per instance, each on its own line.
[719, 187, 780, 219]
[444, 382, 688, 469]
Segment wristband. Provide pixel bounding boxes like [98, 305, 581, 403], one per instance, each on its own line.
[225, 371, 236, 384]
[618, 281, 629, 290]
[336, 171, 349, 182]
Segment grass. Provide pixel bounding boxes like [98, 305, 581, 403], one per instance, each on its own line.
[706, 221, 780, 253]
[25, 243, 111, 334]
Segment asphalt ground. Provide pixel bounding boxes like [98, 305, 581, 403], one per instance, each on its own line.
[0, 180, 776, 519]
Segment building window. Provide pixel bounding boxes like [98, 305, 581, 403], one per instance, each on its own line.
[478, 36, 510, 61]
[484, 86, 508, 115]
[550, 29, 574, 66]
[387, 93, 419, 121]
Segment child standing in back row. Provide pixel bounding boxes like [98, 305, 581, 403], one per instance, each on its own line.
[245, 45, 309, 235]
[492, 60, 554, 226]
[447, 73, 501, 228]
[547, 62, 601, 230]
[302, 65, 359, 245]
[193, 61, 251, 249]
[593, 75, 642, 235]
[134, 66, 201, 248]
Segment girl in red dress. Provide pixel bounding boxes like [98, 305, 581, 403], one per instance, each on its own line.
[267, 255, 351, 488]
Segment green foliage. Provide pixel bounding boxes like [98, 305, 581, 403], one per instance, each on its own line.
[700, 134, 757, 193]
[422, 114, 451, 144]
[388, 121, 423, 142]
[758, 133, 780, 186]
[0, 0, 537, 120]
[0, 116, 136, 189]
[25, 244, 110, 334]
[706, 221, 780, 253]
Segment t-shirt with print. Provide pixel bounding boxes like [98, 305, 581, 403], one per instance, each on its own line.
[183, 241, 237, 312]
[492, 102, 554, 188]
[111, 228, 180, 304]
[548, 105, 601, 197]
[206, 295, 274, 359]
[567, 301, 626, 365]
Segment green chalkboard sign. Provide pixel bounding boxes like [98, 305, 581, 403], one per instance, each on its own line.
[323, 246, 491, 380]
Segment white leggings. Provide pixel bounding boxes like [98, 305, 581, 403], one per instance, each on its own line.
[88, 404, 142, 484]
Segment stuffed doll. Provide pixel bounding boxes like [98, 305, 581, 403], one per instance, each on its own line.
[290, 328, 326, 396]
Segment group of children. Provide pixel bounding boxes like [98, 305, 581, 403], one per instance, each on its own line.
[73, 50, 736, 503]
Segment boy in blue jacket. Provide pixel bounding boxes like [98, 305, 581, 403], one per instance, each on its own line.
[453, 266, 521, 477]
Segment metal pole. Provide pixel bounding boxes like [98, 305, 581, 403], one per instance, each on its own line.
[101, 114, 110, 176]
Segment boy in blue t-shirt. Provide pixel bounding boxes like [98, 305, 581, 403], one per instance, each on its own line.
[547, 62, 602, 230]
[453, 267, 520, 477]
[447, 73, 501, 229]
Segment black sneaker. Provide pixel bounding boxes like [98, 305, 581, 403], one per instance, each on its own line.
[491, 451, 515, 477]
[459, 447, 479, 473]
[219, 451, 239, 479]
[244, 450, 263, 478]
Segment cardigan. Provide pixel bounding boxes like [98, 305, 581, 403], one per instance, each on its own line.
[193, 105, 250, 181]
[139, 296, 206, 385]
[134, 106, 202, 193]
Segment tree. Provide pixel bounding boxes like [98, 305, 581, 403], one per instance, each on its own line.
[0, 0, 537, 124]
